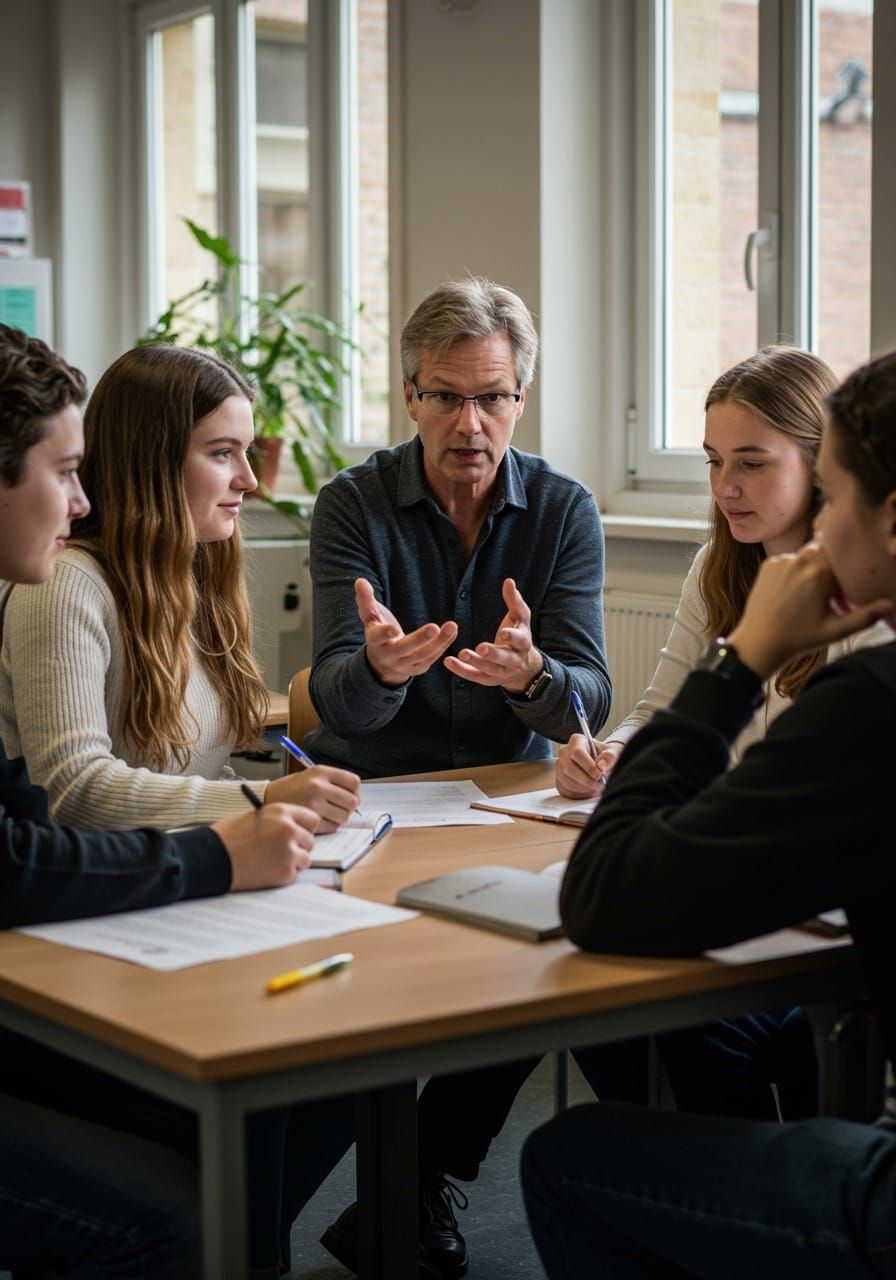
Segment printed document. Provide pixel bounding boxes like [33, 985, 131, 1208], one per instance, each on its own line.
[359, 780, 513, 827]
[19, 886, 417, 971]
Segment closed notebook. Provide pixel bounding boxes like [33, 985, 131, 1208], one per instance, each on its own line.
[396, 865, 563, 942]
[311, 813, 392, 871]
[470, 787, 599, 827]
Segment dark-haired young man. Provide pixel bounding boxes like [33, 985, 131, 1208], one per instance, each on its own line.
[0, 324, 345, 1278]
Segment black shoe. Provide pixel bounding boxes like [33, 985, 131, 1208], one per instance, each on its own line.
[420, 1175, 468, 1279]
[320, 1201, 441, 1279]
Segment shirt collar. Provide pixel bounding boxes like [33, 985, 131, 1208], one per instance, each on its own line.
[397, 438, 529, 514]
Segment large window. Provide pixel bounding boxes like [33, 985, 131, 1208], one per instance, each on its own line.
[627, 0, 874, 494]
[137, 0, 390, 470]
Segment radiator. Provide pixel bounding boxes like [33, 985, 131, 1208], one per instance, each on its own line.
[602, 590, 679, 734]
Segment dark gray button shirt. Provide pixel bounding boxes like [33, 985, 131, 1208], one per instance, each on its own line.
[306, 439, 611, 777]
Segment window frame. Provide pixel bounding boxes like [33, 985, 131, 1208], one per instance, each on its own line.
[616, 0, 826, 506]
[131, 0, 378, 470]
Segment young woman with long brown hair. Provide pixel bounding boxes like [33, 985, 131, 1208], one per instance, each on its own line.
[557, 344, 889, 800]
[0, 342, 360, 832]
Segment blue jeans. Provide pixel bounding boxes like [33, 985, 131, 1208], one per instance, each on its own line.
[0, 1032, 354, 1275]
[0, 1092, 199, 1278]
[522, 1102, 896, 1278]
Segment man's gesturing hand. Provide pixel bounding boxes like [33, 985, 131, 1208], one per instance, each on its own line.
[443, 577, 544, 692]
[355, 577, 458, 688]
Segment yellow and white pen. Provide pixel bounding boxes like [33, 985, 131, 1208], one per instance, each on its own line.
[266, 951, 354, 995]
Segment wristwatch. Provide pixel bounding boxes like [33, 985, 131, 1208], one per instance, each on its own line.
[521, 655, 553, 701]
[696, 638, 765, 709]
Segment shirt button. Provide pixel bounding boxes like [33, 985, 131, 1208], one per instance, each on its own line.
[456, 742, 465, 752]
[458, 589, 467, 600]
[455, 678, 466, 688]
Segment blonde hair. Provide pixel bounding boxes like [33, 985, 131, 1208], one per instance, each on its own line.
[73, 344, 268, 769]
[700, 345, 838, 700]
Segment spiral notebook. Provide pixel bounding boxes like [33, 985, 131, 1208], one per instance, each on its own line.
[311, 812, 393, 870]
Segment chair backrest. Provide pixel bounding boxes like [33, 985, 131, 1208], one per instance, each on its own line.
[286, 666, 319, 773]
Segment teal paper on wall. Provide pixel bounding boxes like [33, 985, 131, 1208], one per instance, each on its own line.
[0, 287, 38, 334]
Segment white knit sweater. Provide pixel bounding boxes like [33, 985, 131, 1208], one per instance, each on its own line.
[606, 543, 892, 760]
[0, 549, 265, 829]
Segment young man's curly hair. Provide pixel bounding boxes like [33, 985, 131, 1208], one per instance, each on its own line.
[0, 324, 87, 485]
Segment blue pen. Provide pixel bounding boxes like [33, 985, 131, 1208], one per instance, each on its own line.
[280, 734, 364, 818]
[279, 733, 316, 770]
[570, 690, 608, 784]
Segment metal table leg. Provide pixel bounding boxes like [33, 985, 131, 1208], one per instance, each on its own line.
[356, 1081, 419, 1280]
[200, 1086, 248, 1280]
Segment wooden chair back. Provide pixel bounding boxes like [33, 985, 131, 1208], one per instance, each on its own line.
[286, 667, 320, 774]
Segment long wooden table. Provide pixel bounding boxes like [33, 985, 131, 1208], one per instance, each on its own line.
[0, 761, 863, 1278]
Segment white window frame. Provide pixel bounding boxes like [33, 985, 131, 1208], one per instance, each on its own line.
[610, 0, 823, 510]
[131, 0, 374, 463]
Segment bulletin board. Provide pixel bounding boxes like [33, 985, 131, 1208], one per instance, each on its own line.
[0, 258, 53, 344]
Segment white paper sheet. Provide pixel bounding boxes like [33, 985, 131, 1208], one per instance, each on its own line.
[19, 886, 417, 971]
[472, 787, 599, 826]
[359, 780, 513, 827]
[706, 927, 851, 965]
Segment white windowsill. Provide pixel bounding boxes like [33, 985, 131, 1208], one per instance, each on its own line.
[602, 513, 708, 544]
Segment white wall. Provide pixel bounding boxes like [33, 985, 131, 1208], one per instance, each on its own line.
[0, 0, 127, 384]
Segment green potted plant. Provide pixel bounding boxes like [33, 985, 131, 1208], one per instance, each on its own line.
[140, 218, 354, 528]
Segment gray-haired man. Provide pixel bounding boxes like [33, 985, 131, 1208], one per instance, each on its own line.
[307, 277, 611, 777]
[311, 280, 612, 1278]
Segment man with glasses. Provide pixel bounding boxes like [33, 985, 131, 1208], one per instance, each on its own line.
[307, 277, 610, 779]
[309, 279, 611, 1278]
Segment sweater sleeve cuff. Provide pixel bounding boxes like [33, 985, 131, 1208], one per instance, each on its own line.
[170, 827, 233, 898]
[668, 669, 761, 746]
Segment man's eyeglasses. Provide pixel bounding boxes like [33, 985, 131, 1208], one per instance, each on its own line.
[413, 384, 521, 420]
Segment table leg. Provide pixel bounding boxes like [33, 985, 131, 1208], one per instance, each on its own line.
[200, 1087, 248, 1280]
[355, 1081, 419, 1280]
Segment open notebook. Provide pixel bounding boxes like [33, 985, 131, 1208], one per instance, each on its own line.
[471, 787, 599, 827]
[311, 812, 393, 870]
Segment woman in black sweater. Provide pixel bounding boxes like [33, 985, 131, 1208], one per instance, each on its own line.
[522, 351, 896, 1279]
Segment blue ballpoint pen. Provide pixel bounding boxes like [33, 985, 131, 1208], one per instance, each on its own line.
[569, 690, 608, 784]
[279, 733, 316, 770]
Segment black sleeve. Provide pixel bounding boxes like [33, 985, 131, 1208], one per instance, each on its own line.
[0, 759, 232, 929]
[560, 659, 896, 955]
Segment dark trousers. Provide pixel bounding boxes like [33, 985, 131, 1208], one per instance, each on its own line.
[0, 1091, 200, 1279]
[417, 1009, 817, 1180]
[522, 1103, 896, 1279]
[0, 1032, 354, 1274]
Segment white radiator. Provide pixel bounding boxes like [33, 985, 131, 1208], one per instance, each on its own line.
[602, 590, 678, 734]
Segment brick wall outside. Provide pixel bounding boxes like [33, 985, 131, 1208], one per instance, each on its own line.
[671, 0, 871, 449]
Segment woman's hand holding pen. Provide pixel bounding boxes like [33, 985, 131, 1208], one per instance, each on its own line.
[265, 766, 362, 833]
[728, 542, 894, 683]
[556, 736, 623, 800]
[213, 804, 320, 891]
[355, 577, 458, 687]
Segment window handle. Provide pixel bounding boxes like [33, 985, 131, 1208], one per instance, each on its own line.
[743, 213, 778, 291]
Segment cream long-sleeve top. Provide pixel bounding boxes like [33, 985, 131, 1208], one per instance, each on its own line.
[0, 549, 265, 829]
[605, 543, 892, 761]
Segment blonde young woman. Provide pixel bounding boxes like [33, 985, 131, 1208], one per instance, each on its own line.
[0, 343, 360, 833]
[557, 344, 890, 801]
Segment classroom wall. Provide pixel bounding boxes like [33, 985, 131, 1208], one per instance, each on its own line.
[0, 0, 706, 604]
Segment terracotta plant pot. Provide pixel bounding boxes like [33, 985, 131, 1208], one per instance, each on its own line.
[249, 437, 284, 495]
